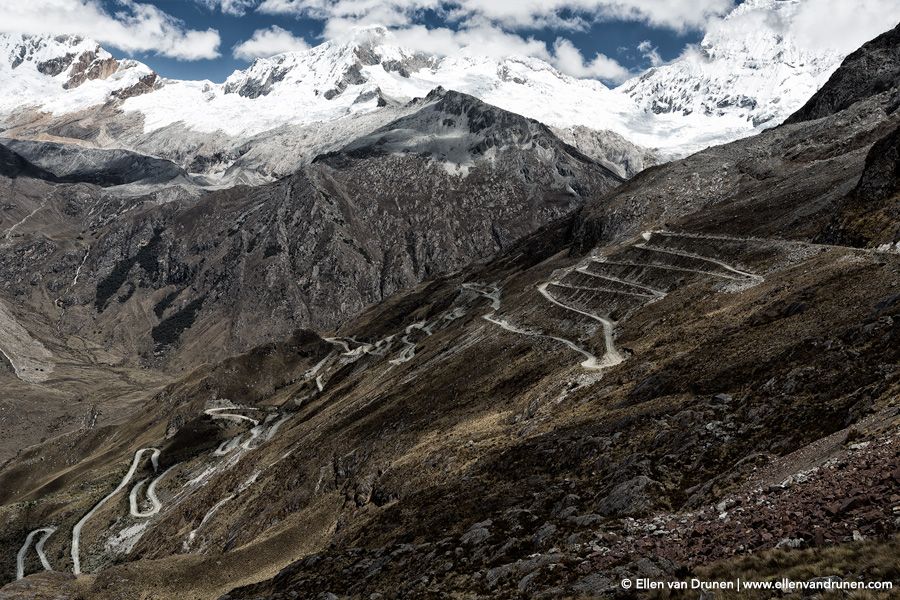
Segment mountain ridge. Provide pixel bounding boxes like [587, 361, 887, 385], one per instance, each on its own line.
[0, 1, 869, 183]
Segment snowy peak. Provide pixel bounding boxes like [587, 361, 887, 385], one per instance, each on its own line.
[119, 25, 628, 142]
[621, 0, 842, 127]
[218, 24, 602, 109]
[0, 33, 158, 112]
[2, 33, 118, 89]
[222, 26, 437, 100]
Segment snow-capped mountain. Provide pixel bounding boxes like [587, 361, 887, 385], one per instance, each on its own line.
[622, 0, 843, 145]
[0, 33, 158, 114]
[0, 28, 646, 181]
[122, 26, 640, 142]
[0, 0, 855, 180]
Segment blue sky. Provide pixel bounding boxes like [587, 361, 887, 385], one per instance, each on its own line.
[123, 1, 315, 81]
[121, 1, 704, 83]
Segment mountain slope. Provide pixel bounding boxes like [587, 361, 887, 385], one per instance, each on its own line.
[1, 138, 190, 186]
[551, 124, 660, 178]
[0, 90, 621, 374]
[318, 88, 621, 181]
[0, 143, 60, 181]
[819, 123, 899, 251]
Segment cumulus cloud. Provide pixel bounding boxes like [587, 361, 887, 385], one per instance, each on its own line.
[0, 0, 221, 60]
[233, 25, 310, 60]
[637, 40, 662, 67]
[259, 0, 429, 25]
[258, 0, 734, 32]
[552, 38, 631, 82]
[328, 22, 550, 60]
[450, 0, 733, 31]
[790, 0, 900, 54]
[195, 0, 260, 16]
[256, 0, 900, 62]
[314, 21, 629, 82]
[254, 0, 728, 81]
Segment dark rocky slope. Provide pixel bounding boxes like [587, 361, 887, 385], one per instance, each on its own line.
[1, 138, 189, 186]
[818, 123, 900, 248]
[785, 23, 900, 124]
[0, 143, 60, 181]
[0, 91, 619, 466]
[572, 106, 898, 254]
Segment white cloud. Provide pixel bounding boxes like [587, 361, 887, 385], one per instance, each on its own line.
[260, 0, 440, 30]
[255, 0, 727, 82]
[233, 25, 310, 60]
[0, 0, 221, 60]
[552, 38, 631, 82]
[790, 0, 900, 54]
[695, 0, 900, 61]
[318, 21, 629, 82]
[452, 0, 733, 31]
[326, 22, 551, 61]
[257, 0, 734, 32]
[196, 0, 260, 16]
[637, 40, 662, 66]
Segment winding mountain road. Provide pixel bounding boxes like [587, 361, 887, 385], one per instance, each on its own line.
[462, 282, 500, 310]
[264, 414, 292, 441]
[240, 424, 264, 450]
[574, 266, 666, 296]
[464, 232, 764, 372]
[71, 447, 159, 574]
[184, 495, 235, 551]
[548, 281, 654, 298]
[16, 526, 56, 580]
[323, 337, 352, 354]
[483, 313, 604, 369]
[128, 465, 174, 518]
[389, 321, 427, 365]
[204, 407, 260, 426]
[214, 435, 243, 456]
[465, 281, 614, 371]
[537, 280, 624, 369]
[633, 242, 764, 282]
